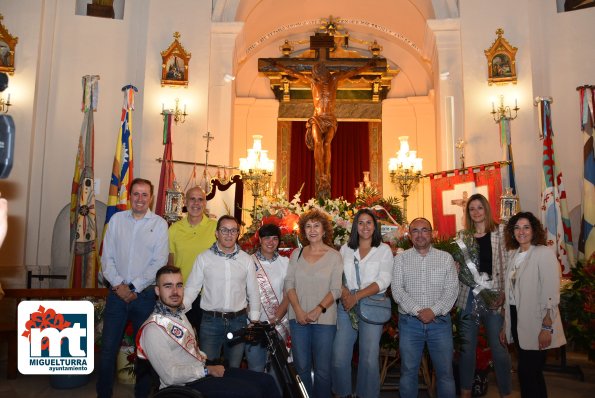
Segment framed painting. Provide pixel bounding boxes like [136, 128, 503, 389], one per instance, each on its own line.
[0, 14, 18, 75]
[161, 32, 191, 87]
[484, 28, 517, 86]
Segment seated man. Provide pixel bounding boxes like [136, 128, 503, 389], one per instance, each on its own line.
[137, 265, 281, 398]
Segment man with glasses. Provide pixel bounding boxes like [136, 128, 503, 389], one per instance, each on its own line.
[168, 186, 217, 329]
[392, 217, 459, 398]
[184, 215, 261, 367]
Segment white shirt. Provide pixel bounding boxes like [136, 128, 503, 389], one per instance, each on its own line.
[139, 312, 207, 389]
[340, 243, 394, 293]
[184, 244, 261, 321]
[253, 253, 289, 322]
[101, 210, 169, 291]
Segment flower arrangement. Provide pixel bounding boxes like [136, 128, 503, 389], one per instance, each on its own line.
[118, 321, 136, 377]
[560, 253, 595, 361]
[451, 230, 501, 310]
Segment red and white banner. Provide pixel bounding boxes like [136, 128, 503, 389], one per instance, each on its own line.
[429, 163, 503, 238]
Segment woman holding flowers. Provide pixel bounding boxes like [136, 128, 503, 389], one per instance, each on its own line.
[501, 212, 566, 398]
[285, 209, 343, 397]
[455, 193, 512, 398]
[331, 209, 393, 398]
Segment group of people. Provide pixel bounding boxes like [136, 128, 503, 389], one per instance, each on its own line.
[96, 177, 565, 398]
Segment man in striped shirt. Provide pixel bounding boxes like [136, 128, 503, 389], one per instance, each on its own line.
[392, 217, 459, 398]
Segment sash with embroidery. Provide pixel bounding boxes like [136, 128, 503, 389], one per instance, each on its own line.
[252, 254, 290, 345]
[137, 313, 206, 362]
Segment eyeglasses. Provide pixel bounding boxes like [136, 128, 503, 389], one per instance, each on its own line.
[218, 228, 239, 235]
[410, 228, 432, 235]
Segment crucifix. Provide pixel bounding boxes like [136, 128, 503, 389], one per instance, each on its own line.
[202, 131, 214, 193]
[259, 32, 387, 200]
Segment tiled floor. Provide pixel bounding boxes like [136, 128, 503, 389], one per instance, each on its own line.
[1, 350, 593, 397]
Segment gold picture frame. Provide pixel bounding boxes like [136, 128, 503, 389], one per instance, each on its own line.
[0, 14, 18, 75]
[484, 28, 517, 86]
[161, 32, 191, 87]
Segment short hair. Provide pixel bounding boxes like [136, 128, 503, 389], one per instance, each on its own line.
[409, 217, 432, 231]
[156, 265, 182, 284]
[298, 209, 334, 248]
[217, 215, 238, 230]
[464, 194, 498, 233]
[348, 208, 382, 249]
[504, 211, 547, 250]
[186, 186, 206, 199]
[130, 178, 154, 196]
[259, 223, 281, 239]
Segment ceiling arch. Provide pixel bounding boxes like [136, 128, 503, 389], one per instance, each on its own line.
[213, 0, 456, 99]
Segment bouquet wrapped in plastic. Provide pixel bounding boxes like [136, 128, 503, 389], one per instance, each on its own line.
[342, 273, 359, 330]
[452, 231, 502, 311]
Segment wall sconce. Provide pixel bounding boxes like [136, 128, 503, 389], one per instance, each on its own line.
[223, 73, 235, 83]
[491, 94, 519, 122]
[239, 135, 275, 219]
[388, 136, 423, 222]
[0, 93, 11, 113]
[161, 98, 187, 124]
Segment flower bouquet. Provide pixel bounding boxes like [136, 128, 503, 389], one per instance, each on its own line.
[452, 231, 502, 311]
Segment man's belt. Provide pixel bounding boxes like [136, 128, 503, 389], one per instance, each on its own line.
[203, 308, 247, 319]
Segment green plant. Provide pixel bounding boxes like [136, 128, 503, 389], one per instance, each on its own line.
[560, 253, 595, 361]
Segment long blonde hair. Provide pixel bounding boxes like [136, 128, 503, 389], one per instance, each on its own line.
[464, 193, 498, 233]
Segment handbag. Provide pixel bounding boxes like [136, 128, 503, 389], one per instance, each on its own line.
[353, 257, 392, 324]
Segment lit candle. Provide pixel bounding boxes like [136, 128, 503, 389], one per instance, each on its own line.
[515, 98, 518, 108]
[161, 103, 164, 112]
[492, 102, 495, 112]
[183, 103, 187, 114]
[7, 93, 10, 104]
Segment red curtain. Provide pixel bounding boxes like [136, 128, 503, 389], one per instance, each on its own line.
[429, 164, 503, 238]
[289, 121, 369, 202]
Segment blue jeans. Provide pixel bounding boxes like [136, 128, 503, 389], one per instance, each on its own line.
[97, 288, 156, 398]
[289, 320, 336, 398]
[459, 291, 512, 395]
[398, 313, 455, 398]
[199, 312, 247, 368]
[332, 303, 383, 398]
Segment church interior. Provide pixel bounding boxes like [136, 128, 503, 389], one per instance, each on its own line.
[0, 0, 594, 396]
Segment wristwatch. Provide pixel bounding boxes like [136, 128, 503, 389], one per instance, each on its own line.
[317, 304, 327, 313]
[127, 283, 136, 292]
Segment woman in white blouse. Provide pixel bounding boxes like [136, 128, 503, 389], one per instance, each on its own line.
[501, 212, 566, 398]
[331, 209, 394, 398]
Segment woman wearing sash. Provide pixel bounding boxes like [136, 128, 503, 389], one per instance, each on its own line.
[245, 223, 289, 374]
[331, 208, 393, 398]
[285, 210, 343, 398]
[456, 193, 512, 398]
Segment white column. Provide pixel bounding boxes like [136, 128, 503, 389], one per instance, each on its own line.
[208, 22, 244, 166]
[427, 18, 464, 171]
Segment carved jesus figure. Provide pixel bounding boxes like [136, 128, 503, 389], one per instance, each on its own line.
[272, 60, 375, 199]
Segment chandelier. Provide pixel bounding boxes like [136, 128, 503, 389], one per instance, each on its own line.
[388, 136, 423, 222]
[239, 135, 275, 218]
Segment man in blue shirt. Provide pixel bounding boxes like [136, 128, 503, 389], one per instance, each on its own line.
[97, 178, 169, 398]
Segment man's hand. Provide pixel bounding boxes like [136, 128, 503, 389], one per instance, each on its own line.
[114, 284, 137, 303]
[417, 308, 435, 324]
[206, 365, 225, 378]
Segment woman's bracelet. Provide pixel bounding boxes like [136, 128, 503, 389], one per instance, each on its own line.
[541, 324, 553, 333]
